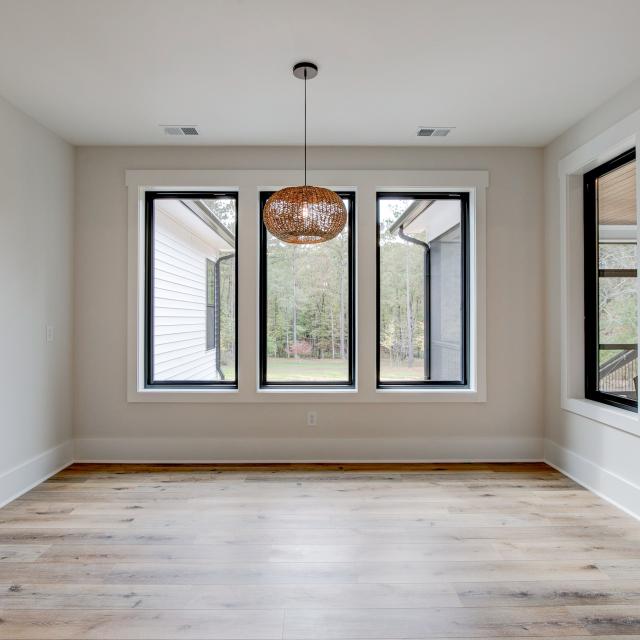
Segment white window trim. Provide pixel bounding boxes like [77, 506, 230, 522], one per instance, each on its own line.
[126, 169, 488, 403]
[558, 110, 640, 436]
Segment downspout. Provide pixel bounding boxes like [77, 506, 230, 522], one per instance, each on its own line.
[398, 227, 431, 381]
[214, 253, 235, 380]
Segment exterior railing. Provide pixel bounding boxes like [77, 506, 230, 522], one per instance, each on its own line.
[599, 343, 638, 400]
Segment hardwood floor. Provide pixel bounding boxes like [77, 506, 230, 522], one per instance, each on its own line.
[1, 462, 640, 639]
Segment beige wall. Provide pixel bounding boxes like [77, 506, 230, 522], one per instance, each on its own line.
[74, 145, 544, 461]
[544, 78, 640, 515]
[0, 95, 74, 502]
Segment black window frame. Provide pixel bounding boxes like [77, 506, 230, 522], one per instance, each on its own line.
[376, 191, 470, 389]
[259, 190, 356, 389]
[145, 190, 239, 388]
[584, 148, 637, 412]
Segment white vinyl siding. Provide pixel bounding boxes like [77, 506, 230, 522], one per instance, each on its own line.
[153, 208, 219, 381]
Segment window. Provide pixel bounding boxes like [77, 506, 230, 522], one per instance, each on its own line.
[145, 191, 237, 387]
[584, 149, 637, 411]
[259, 191, 355, 388]
[377, 192, 469, 388]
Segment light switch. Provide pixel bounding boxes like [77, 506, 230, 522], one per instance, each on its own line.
[46, 325, 54, 343]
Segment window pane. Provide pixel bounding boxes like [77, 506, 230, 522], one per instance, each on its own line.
[150, 196, 236, 384]
[218, 254, 236, 381]
[598, 276, 637, 398]
[596, 159, 637, 401]
[263, 197, 352, 384]
[599, 243, 636, 270]
[378, 197, 464, 384]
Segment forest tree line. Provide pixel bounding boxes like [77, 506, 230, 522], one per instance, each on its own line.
[209, 197, 433, 368]
[266, 232, 350, 360]
[264, 205, 427, 366]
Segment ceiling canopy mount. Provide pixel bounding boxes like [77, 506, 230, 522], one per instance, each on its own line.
[292, 61, 318, 80]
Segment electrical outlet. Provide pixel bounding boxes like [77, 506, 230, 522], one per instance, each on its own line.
[307, 411, 317, 427]
[46, 325, 54, 343]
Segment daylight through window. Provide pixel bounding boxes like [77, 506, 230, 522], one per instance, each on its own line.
[259, 192, 355, 387]
[145, 192, 237, 387]
[377, 193, 469, 387]
[584, 149, 637, 410]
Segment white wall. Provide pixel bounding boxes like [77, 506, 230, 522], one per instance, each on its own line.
[74, 145, 544, 461]
[0, 96, 74, 504]
[544, 78, 640, 518]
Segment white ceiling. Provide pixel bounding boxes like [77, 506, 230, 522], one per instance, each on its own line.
[1, 0, 640, 146]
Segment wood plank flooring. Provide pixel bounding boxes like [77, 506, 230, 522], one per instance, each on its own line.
[1, 462, 640, 639]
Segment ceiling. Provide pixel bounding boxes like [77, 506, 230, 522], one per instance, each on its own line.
[1, 0, 640, 147]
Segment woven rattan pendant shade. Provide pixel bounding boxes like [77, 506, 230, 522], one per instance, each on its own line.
[263, 185, 347, 244]
[263, 61, 347, 244]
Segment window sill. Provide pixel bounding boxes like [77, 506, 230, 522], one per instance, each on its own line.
[129, 387, 240, 403]
[563, 396, 640, 437]
[258, 387, 358, 394]
[145, 385, 238, 391]
[127, 386, 485, 403]
[375, 387, 484, 403]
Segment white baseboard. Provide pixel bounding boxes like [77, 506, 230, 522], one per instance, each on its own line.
[5, 437, 638, 523]
[0, 440, 73, 508]
[74, 435, 543, 463]
[544, 438, 640, 521]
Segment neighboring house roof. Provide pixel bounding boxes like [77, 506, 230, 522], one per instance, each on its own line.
[157, 199, 235, 252]
[598, 160, 636, 225]
[389, 199, 460, 244]
[181, 200, 236, 249]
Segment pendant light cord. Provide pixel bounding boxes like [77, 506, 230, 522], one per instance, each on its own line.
[304, 68, 307, 187]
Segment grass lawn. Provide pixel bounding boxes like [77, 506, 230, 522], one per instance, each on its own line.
[267, 358, 349, 381]
[264, 357, 426, 382]
[380, 358, 427, 381]
[220, 365, 235, 380]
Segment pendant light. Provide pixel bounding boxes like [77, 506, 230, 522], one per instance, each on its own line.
[263, 62, 347, 244]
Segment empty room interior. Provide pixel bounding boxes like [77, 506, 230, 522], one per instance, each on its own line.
[3, 0, 640, 638]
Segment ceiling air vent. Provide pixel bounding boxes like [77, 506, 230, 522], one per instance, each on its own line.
[417, 127, 453, 137]
[162, 125, 199, 136]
